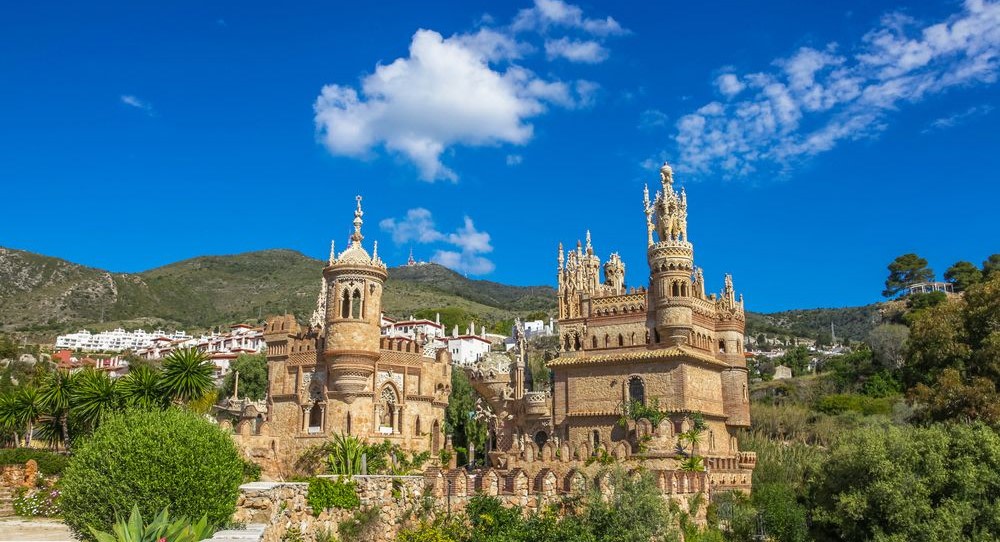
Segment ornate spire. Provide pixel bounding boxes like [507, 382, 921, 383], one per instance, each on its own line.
[372, 240, 379, 260]
[407, 247, 416, 266]
[351, 195, 364, 245]
[585, 230, 593, 255]
[557, 242, 564, 269]
[660, 162, 674, 188]
[328, 240, 336, 265]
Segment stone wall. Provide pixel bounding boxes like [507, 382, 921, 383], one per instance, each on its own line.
[233, 466, 717, 542]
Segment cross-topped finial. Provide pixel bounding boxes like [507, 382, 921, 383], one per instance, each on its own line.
[351, 195, 364, 245]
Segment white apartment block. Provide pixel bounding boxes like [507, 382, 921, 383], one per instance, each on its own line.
[55, 328, 191, 352]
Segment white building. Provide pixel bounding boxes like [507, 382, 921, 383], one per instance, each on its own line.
[55, 328, 191, 352]
[443, 321, 493, 366]
[380, 314, 445, 341]
[522, 318, 556, 339]
[133, 324, 265, 380]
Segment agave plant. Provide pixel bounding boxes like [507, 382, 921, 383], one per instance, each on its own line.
[89, 505, 212, 542]
[159, 348, 214, 404]
[326, 432, 365, 475]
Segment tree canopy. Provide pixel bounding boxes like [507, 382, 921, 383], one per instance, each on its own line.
[882, 253, 934, 298]
[944, 260, 982, 292]
[219, 353, 267, 401]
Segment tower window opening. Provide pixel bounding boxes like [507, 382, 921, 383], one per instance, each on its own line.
[628, 376, 645, 406]
[618, 334, 624, 347]
[592, 336, 598, 349]
[351, 289, 362, 319]
[340, 289, 350, 319]
[718, 340, 726, 353]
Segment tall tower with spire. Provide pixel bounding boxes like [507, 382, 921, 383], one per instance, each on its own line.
[323, 195, 388, 395]
[645, 162, 695, 346]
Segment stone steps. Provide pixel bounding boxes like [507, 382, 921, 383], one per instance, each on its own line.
[201, 523, 266, 542]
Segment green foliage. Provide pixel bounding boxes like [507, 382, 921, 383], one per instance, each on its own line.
[281, 526, 304, 542]
[883, 253, 934, 298]
[745, 304, 882, 344]
[159, 347, 214, 403]
[308, 477, 360, 514]
[72, 368, 120, 430]
[774, 346, 810, 376]
[809, 423, 1000, 541]
[220, 353, 268, 400]
[944, 260, 982, 292]
[88, 505, 213, 542]
[0, 335, 18, 360]
[13, 481, 61, 517]
[117, 365, 167, 410]
[813, 393, 895, 416]
[444, 369, 485, 466]
[983, 253, 1000, 278]
[0, 448, 69, 474]
[906, 291, 947, 311]
[326, 433, 365, 475]
[619, 397, 669, 428]
[60, 408, 243, 541]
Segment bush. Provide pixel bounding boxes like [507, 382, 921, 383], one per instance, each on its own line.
[813, 393, 895, 416]
[308, 477, 360, 514]
[0, 448, 69, 475]
[60, 408, 243, 541]
[13, 483, 61, 517]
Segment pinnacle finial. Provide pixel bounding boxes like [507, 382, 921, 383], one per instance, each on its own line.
[660, 161, 673, 186]
[585, 230, 593, 254]
[351, 195, 364, 245]
[328, 240, 336, 264]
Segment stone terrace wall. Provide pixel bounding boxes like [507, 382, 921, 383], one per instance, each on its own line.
[234, 468, 713, 542]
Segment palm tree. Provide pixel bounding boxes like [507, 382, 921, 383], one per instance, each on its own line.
[118, 365, 167, 410]
[160, 348, 215, 404]
[39, 370, 75, 450]
[0, 392, 22, 447]
[71, 369, 119, 430]
[13, 387, 44, 447]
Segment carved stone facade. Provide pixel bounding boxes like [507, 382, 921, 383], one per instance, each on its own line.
[234, 197, 451, 470]
[468, 162, 753, 491]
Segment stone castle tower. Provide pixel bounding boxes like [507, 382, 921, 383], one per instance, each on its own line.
[247, 196, 452, 469]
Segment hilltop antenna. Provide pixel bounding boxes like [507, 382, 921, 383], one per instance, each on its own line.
[830, 321, 836, 346]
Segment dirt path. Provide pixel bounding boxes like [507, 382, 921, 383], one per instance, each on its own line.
[0, 518, 75, 542]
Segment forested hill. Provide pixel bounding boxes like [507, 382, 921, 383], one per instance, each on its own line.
[0, 245, 881, 342]
[0, 247, 556, 337]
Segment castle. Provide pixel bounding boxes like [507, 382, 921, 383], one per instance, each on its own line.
[238, 197, 452, 465]
[232, 163, 753, 494]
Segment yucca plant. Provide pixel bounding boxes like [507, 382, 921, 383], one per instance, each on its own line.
[71, 369, 120, 431]
[117, 365, 167, 410]
[326, 432, 365, 475]
[14, 387, 44, 447]
[89, 505, 212, 542]
[39, 370, 76, 449]
[0, 392, 24, 447]
[159, 348, 214, 404]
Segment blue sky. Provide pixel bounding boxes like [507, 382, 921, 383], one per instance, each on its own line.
[1, 0, 998, 312]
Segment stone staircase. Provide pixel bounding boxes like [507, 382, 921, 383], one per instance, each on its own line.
[201, 523, 266, 542]
[0, 486, 16, 517]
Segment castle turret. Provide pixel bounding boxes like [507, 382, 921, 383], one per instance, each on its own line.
[604, 252, 625, 294]
[646, 163, 694, 346]
[323, 195, 388, 396]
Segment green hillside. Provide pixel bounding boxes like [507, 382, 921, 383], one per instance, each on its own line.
[0, 247, 557, 338]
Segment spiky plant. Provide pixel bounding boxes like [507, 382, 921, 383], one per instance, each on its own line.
[159, 348, 214, 404]
[117, 365, 167, 410]
[71, 369, 120, 431]
[326, 433, 366, 475]
[89, 505, 212, 542]
[39, 370, 76, 449]
[14, 387, 44, 447]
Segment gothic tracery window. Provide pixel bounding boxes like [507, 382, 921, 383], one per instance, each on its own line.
[340, 289, 350, 318]
[628, 376, 646, 406]
[351, 289, 362, 319]
[379, 386, 397, 430]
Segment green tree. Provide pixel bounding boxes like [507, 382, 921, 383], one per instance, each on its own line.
[117, 365, 167, 410]
[159, 348, 214, 404]
[71, 369, 120, 431]
[809, 423, 1000, 541]
[39, 370, 76, 449]
[220, 353, 267, 400]
[584, 468, 679, 542]
[882, 253, 934, 298]
[943, 260, 982, 292]
[14, 387, 43, 447]
[0, 335, 18, 360]
[983, 253, 1000, 278]
[60, 408, 243, 541]
[865, 324, 909, 370]
[445, 369, 486, 466]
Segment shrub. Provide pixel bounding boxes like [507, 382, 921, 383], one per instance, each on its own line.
[0, 448, 69, 475]
[13, 483, 61, 517]
[308, 477, 360, 514]
[89, 505, 212, 542]
[813, 393, 894, 416]
[60, 408, 243, 541]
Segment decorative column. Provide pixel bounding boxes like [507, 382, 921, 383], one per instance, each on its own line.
[301, 405, 310, 432]
[320, 403, 327, 433]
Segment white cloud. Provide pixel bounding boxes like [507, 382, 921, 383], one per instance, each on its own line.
[120, 95, 153, 114]
[381, 210, 495, 274]
[545, 37, 609, 63]
[512, 0, 627, 36]
[639, 108, 669, 129]
[315, 27, 595, 181]
[674, 0, 1000, 178]
[506, 154, 524, 165]
[715, 74, 746, 97]
[923, 104, 994, 132]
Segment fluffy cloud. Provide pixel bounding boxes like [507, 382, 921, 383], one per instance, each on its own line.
[675, 0, 1000, 177]
[512, 0, 627, 36]
[380, 210, 495, 275]
[545, 37, 609, 63]
[315, 0, 624, 182]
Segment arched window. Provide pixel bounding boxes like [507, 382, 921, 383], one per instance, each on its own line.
[415, 416, 422, 436]
[379, 386, 397, 431]
[432, 420, 441, 453]
[718, 340, 726, 353]
[592, 430, 600, 451]
[346, 412, 352, 435]
[351, 289, 362, 319]
[628, 376, 645, 406]
[672, 282, 680, 296]
[592, 336, 598, 349]
[308, 401, 322, 430]
[618, 334, 624, 347]
[564, 335, 571, 351]
[630, 332, 635, 346]
[604, 334, 610, 348]
[534, 431, 548, 448]
[340, 289, 350, 318]
[574, 334, 581, 351]
[681, 282, 688, 296]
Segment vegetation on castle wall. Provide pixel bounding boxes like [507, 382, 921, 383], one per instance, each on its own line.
[307, 477, 360, 514]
